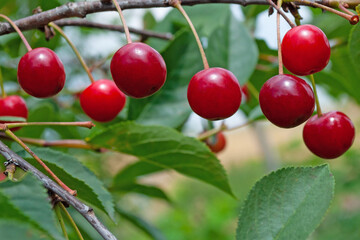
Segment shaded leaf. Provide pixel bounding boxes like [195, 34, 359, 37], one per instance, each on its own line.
[0, 174, 63, 240]
[0, 220, 48, 240]
[116, 207, 167, 240]
[207, 14, 258, 85]
[114, 161, 164, 184]
[112, 182, 171, 203]
[236, 165, 334, 240]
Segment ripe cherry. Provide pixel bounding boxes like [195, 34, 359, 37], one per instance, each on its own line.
[0, 95, 28, 131]
[18, 47, 66, 98]
[187, 68, 241, 120]
[281, 24, 330, 76]
[259, 74, 315, 128]
[0, 172, 6, 182]
[110, 42, 166, 98]
[80, 79, 126, 122]
[303, 111, 355, 159]
[205, 132, 226, 153]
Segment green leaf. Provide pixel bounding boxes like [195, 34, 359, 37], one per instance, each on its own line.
[129, 30, 202, 128]
[17, 148, 115, 221]
[112, 182, 171, 203]
[0, 174, 63, 240]
[147, 5, 231, 52]
[0, 220, 48, 240]
[348, 24, 360, 69]
[116, 207, 167, 240]
[207, 14, 258, 85]
[0, 116, 27, 122]
[114, 161, 164, 184]
[87, 122, 234, 197]
[236, 165, 334, 240]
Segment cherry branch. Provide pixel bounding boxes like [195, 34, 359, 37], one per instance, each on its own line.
[54, 19, 173, 40]
[0, 0, 355, 37]
[0, 140, 117, 240]
[0, 133, 98, 150]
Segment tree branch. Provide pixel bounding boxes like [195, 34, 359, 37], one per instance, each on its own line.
[0, 140, 117, 240]
[54, 19, 173, 40]
[0, 0, 345, 37]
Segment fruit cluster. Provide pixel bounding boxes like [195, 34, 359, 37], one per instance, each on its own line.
[259, 24, 355, 159]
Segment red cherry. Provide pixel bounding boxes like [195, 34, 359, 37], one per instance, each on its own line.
[0, 95, 28, 131]
[110, 42, 166, 98]
[259, 74, 315, 128]
[281, 24, 330, 76]
[80, 79, 126, 122]
[205, 132, 226, 153]
[0, 172, 6, 182]
[18, 47, 66, 98]
[303, 111, 355, 159]
[187, 68, 241, 120]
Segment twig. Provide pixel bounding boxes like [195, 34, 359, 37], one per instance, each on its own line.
[0, 140, 117, 240]
[0, 0, 355, 36]
[0, 133, 97, 150]
[6, 121, 95, 129]
[54, 19, 173, 40]
[267, 0, 296, 28]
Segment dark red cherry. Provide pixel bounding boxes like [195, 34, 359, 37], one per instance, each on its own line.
[0, 95, 28, 131]
[303, 111, 355, 159]
[187, 67, 241, 120]
[18, 47, 66, 98]
[80, 79, 126, 122]
[281, 24, 330, 76]
[259, 74, 315, 128]
[110, 42, 166, 98]
[205, 132, 226, 153]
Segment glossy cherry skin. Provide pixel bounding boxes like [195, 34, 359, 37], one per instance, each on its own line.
[80, 79, 126, 122]
[259, 74, 315, 128]
[205, 132, 226, 153]
[110, 42, 166, 98]
[281, 24, 330, 76]
[187, 68, 242, 120]
[0, 95, 28, 131]
[303, 111, 355, 159]
[18, 47, 66, 98]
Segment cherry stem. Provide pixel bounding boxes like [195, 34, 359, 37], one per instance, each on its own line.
[4, 129, 76, 195]
[0, 14, 32, 52]
[267, 0, 296, 28]
[48, 22, 95, 84]
[59, 202, 84, 240]
[171, 0, 209, 69]
[309, 74, 322, 117]
[0, 68, 6, 98]
[277, 0, 284, 75]
[55, 203, 69, 240]
[6, 121, 95, 129]
[111, 0, 132, 44]
[197, 121, 253, 141]
[295, 0, 358, 24]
